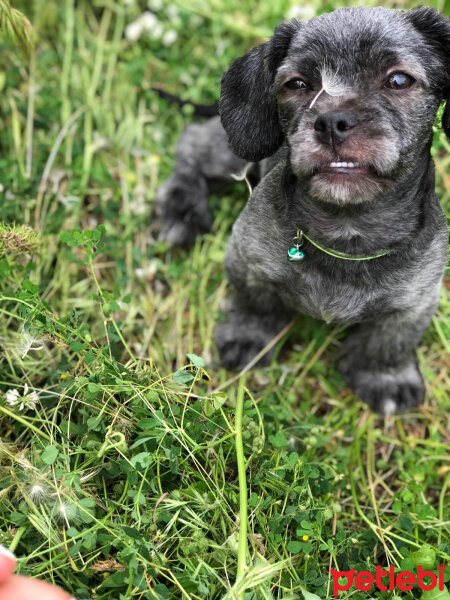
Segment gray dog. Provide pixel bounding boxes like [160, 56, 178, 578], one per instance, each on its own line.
[154, 6, 449, 415]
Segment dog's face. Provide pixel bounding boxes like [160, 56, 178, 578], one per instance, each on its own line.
[274, 8, 446, 204]
[220, 7, 450, 205]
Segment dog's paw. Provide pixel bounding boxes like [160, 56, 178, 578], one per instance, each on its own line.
[215, 321, 274, 370]
[341, 362, 424, 415]
[153, 174, 212, 246]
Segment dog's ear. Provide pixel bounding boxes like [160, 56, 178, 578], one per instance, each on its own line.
[405, 7, 450, 139]
[219, 21, 300, 161]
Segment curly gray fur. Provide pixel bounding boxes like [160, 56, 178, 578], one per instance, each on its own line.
[155, 6, 449, 414]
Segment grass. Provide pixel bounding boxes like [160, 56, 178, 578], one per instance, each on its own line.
[0, 0, 449, 599]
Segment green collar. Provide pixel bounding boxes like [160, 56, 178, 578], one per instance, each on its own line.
[287, 229, 390, 262]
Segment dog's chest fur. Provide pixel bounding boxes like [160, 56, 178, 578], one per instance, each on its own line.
[225, 163, 447, 325]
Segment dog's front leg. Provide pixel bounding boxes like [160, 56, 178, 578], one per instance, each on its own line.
[215, 291, 292, 370]
[340, 294, 440, 415]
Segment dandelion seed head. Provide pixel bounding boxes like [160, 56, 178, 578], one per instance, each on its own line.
[56, 502, 77, 524]
[17, 333, 45, 359]
[320, 68, 351, 97]
[309, 68, 352, 109]
[29, 484, 46, 503]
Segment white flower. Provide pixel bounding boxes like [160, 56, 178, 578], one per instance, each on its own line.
[129, 197, 147, 216]
[216, 39, 227, 58]
[148, 0, 163, 10]
[134, 262, 158, 280]
[287, 5, 316, 20]
[126, 11, 160, 41]
[125, 20, 143, 42]
[92, 131, 110, 151]
[133, 342, 143, 355]
[166, 5, 178, 20]
[140, 11, 158, 31]
[5, 384, 38, 412]
[189, 15, 204, 28]
[149, 21, 164, 40]
[6, 389, 19, 404]
[162, 29, 178, 47]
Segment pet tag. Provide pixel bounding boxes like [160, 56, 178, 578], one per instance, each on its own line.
[287, 229, 305, 262]
[287, 246, 305, 261]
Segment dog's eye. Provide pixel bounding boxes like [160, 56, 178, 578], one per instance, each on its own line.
[384, 73, 415, 90]
[284, 78, 309, 91]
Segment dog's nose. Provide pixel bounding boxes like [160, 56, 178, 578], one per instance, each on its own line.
[314, 111, 358, 146]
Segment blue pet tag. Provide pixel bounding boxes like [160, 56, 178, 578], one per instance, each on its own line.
[287, 246, 305, 262]
[287, 229, 305, 262]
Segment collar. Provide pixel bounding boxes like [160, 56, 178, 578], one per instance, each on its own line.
[287, 228, 390, 262]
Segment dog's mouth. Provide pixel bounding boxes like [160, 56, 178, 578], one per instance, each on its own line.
[314, 161, 375, 176]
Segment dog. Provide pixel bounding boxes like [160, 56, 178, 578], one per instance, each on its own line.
[154, 6, 449, 415]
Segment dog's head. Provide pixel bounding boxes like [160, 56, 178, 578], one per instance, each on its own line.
[219, 7, 450, 204]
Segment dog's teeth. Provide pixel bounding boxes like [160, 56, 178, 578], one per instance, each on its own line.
[329, 161, 359, 168]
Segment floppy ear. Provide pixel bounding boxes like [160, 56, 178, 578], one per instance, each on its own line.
[219, 21, 300, 161]
[405, 7, 450, 139]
